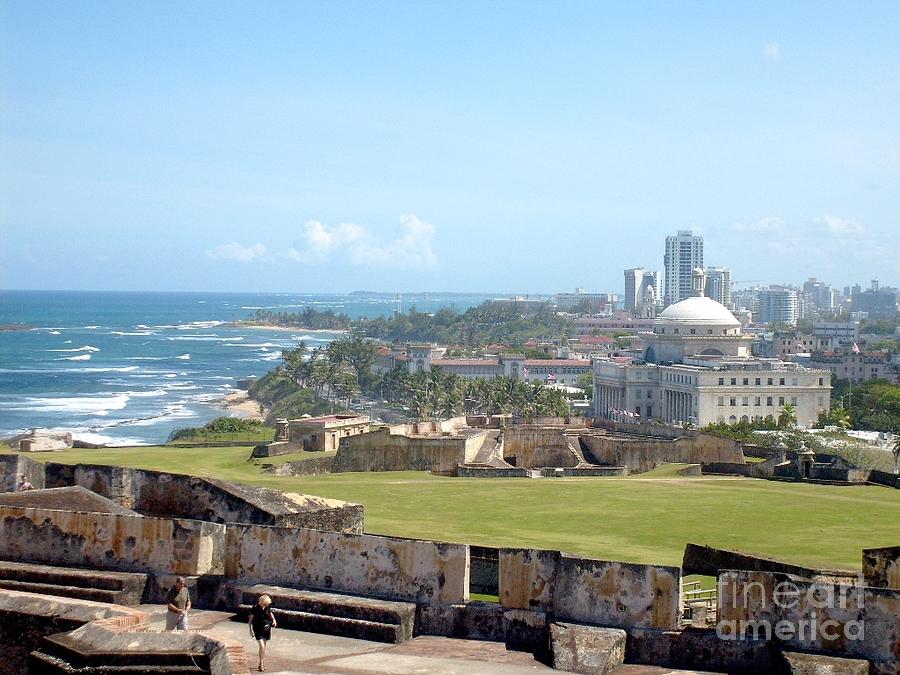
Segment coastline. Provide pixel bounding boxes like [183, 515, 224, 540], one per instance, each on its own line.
[227, 323, 348, 334]
[219, 390, 266, 421]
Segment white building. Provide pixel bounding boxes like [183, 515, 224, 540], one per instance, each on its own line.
[593, 269, 831, 427]
[704, 267, 732, 308]
[756, 287, 800, 326]
[624, 268, 658, 313]
[663, 230, 703, 307]
[555, 289, 617, 312]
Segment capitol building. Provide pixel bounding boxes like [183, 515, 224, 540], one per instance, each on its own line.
[593, 269, 832, 427]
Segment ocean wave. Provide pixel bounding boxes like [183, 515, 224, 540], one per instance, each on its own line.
[125, 389, 168, 398]
[165, 336, 229, 341]
[71, 431, 149, 446]
[177, 353, 191, 360]
[48, 345, 100, 353]
[4, 393, 131, 415]
[111, 330, 156, 336]
[175, 320, 225, 330]
[260, 352, 282, 361]
[49, 330, 61, 335]
[62, 354, 92, 361]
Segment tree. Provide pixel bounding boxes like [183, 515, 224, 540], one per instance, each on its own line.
[281, 341, 309, 386]
[778, 403, 797, 429]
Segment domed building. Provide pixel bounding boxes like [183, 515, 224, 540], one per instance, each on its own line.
[593, 269, 831, 428]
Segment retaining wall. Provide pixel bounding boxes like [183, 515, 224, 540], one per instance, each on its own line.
[331, 427, 486, 475]
[0, 505, 225, 576]
[224, 523, 469, 605]
[581, 430, 744, 474]
[863, 546, 900, 590]
[503, 427, 581, 468]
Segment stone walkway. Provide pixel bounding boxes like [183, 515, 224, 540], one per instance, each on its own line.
[143, 606, 716, 674]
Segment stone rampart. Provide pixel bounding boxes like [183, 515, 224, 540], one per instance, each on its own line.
[502, 427, 581, 468]
[0, 453, 45, 492]
[40, 460, 362, 532]
[718, 570, 900, 674]
[331, 427, 486, 475]
[224, 523, 469, 605]
[863, 546, 900, 590]
[683, 543, 856, 584]
[581, 429, 744, 473]
[0, 505, 225, 577]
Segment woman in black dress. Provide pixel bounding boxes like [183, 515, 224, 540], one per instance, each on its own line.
[248, 594, 277, 671]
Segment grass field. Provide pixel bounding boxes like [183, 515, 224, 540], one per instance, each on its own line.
[10, 445, 900, 571]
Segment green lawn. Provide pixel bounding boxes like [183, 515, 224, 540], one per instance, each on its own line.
[11, 445, 900, 571]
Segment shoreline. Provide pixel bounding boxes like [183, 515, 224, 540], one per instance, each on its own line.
[219, 390, 266, 421]
[227, 323, 349, 334]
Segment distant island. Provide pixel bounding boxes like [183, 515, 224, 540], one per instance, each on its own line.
[0, 323, 34, 332]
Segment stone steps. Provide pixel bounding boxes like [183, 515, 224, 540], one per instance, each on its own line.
[238, 584, 415, 643]
[0, 579, 124, 604]
[0, 560, 147, 606]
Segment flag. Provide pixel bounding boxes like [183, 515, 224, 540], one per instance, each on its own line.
[852, 342, 860, 354]
[522, 367, 529, 377]
[547, 373, 556, 382]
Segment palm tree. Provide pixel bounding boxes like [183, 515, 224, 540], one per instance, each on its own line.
[778, 403, 797, 429]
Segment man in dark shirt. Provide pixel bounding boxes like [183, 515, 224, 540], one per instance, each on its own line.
[165, 577, 191, 631]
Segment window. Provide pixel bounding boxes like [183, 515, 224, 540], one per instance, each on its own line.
[718, 377, 724, 385]
[647, 406, 652, 417]
[743, 378, 749, 385]
[755, 397, 761, 406]
[767, 378, 773, 385]
[779, 378, 785, 385]
[742, 396, 749, 406]
[767, 396, 773, 406]
[791, 397, 797, 406]
[779, 396, 785, 405]
[730, 397, 737, 406]
[708, 329, 713, 335]
[731, 378, 737, 385]
[690, 328, 696, 335]
[636, 406, 641, 415]
[791, 378, 798, 386]
[718, 397, 725, 406]
[755, 378, 761, 385]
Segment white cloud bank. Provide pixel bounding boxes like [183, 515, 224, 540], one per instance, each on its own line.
[817, 214, 866, 235]
[205, 214, 438, 269]
[733, 216, 785, 233]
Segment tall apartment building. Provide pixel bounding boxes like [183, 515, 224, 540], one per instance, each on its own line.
[851, 280, 898, 318]
[663, 230, 703, 307]
[624, 268, 659, 313]
[705, 267, 732, 308]
[756, 287, 800, 326]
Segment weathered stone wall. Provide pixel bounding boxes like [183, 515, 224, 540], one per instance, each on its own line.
[0, 453, 45, 492]
[456, 466, 529, 478]
[42, 462, 363, 531]
[682, 543, 856, 583]
[499, 548, 559, 610]
[262, 455, 336, 476]
[224, 523, 469, 605]
[331, 427, 485, 475]
[701, 462, 752, 476]
[581, 431, 744, 473]
[863, 547, 900, 590]
[502, 427, 581, 468]
[0, 505, 225, 576]
[553, 554, 681, 630]
[718, 570, 900, 674]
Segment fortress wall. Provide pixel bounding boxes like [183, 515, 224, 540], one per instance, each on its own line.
[331, 428, 479, 475]
[503, 428, 581, 468]
[41, 462, 362, 531]
[499, 548, 559, 610]
[0, 506, 225, 576]
[580, 433, 743, 473]
[719, 570, 900, 675]
[0, 454, 45, 492]
[863, 547, 900, 590]
[224, 523, 469, 605]
[553, 554, 682, 630]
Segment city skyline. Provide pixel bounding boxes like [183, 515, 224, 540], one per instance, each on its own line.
[2, 2, 899, 294]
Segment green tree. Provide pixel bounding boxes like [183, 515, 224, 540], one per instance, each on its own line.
[778, 403, 797, 429]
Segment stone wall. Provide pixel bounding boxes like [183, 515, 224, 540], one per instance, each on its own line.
[331, 427, 486, 475]
[0, 506, 225, 576]
[682, 543, 856, 583]
[863, 546, 900, 590]
[0, 453, 45, 492]
[718, 570, 900, 674]
[43, 461, 363, 532]
[581, 430, 744, 473]
[502, 427, 581, 468]
[224, 523, 469, 605]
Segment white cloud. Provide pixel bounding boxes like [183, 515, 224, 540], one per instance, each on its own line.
[206, 242, 269, 263]
[817, 214, 866, 235]
[290, 214, 438, 269]
[733, 216, 785, 233]
[763, 41, 781, 63]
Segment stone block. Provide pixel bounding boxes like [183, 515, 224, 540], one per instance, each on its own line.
[862, 546, 900, 590]
[503, 608, 547, 647]
[623, 626, 775, 674]
[549, 622, 626, 674]
[780, 650, 870, 674]
[553, 554, 681, 630]
[499, 548, 559, 610]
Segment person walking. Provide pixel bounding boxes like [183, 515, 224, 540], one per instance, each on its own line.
[165, 577, 191, 631]
[248, 594, 277, 672]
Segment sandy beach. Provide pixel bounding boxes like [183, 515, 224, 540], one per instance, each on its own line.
[219, 390, 266, 421]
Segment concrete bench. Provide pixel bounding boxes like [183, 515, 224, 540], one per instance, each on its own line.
[238, 584, 416, 643]
[0, 560, 148, 606]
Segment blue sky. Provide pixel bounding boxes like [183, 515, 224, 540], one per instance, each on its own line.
[2, 2, 898, 294]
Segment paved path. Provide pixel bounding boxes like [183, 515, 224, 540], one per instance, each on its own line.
[142, 606, 714, 674]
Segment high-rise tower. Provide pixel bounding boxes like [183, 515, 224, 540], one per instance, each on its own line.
[663, 230, 703, 306]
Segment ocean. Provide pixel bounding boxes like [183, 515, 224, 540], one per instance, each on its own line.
[0, 290, 494, 445]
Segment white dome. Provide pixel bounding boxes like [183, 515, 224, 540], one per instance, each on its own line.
[654, 296, 740, 328]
